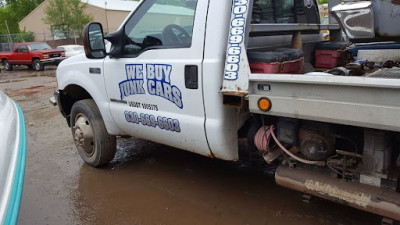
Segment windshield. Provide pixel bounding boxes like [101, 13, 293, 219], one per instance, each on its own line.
[28, 43, 52, 51]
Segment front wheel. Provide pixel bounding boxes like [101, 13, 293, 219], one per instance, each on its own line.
[70, 99, 116, 167]
[2, 59, 13, 71]
[32, 59, 44, 71]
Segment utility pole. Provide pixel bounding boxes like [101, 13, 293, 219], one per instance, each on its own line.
[4, 20, 13, 50]
[105, 1, 109, 33]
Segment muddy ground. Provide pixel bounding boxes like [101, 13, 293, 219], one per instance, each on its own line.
[0, 67, 382, 225]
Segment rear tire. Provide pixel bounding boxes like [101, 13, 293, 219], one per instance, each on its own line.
[2, 59, 13, 71]
[70, 99, 116, 167]
[32, 59, 44, 71]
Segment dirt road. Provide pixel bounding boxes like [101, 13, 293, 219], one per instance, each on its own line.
[0, 67, 382, 225]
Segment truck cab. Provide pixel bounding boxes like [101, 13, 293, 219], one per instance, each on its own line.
[57, 0, 244, 161]
[54, 0, 400, 222]
[1, 42, 66, 71]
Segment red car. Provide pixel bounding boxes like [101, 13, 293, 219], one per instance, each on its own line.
[0, 42, 66, 71]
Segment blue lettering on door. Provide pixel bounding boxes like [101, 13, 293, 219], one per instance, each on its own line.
[118, 63, 183, 109]
[119, 64, 146, 99]
[146, 64, 183, 109]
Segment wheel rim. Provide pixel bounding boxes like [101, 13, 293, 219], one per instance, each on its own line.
[34, 61, 40, 70]
[73, 113, 95, 156]
[4, 61, 9, 70]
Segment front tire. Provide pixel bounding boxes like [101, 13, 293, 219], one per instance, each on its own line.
[2, 59, 13, 71]
[70, 99, 116, 167]
[32, 59, 44, 71]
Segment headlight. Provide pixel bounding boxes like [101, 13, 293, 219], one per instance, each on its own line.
[43, 54, 49, 59]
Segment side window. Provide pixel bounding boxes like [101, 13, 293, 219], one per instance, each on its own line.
[252, 0, 320, 24]
[123, 0, 198, 56]
[20, 45, 29, 53]
[14, 45, 19, 53]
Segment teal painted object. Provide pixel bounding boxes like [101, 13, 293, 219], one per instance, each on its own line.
[3, 103, 26, 225]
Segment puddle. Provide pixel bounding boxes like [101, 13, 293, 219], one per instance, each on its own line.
[74, 138, 381, 225]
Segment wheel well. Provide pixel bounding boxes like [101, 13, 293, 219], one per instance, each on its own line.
[32, 57, 40, 62]
[59, 85, 93, 122]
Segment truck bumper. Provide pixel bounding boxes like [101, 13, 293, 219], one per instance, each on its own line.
[52, 90, 60, 105]
[51, 89, 71, 126]
[275, 166, 400, 221]
[41, 57, 65, 66]
[49, 96, 57, 106]
[51, 90, 67, 117]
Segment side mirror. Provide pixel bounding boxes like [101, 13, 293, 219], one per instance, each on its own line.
[104, 27, 126, 58]
[83, 22, 106, 59]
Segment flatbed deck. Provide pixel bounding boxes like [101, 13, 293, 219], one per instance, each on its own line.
[249, 69, 400, 132]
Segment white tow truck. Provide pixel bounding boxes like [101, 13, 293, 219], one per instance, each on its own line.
[52, 0, 400, 221]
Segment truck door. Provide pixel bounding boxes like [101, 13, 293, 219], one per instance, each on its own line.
[103, 0, 212, 157]
[19, 44, 30, 65]
[10, 44, 19, 64]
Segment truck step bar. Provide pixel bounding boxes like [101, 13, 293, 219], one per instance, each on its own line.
[275, 166, 400, 221]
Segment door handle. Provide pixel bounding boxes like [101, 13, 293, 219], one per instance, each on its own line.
[185, 65, 198, 89]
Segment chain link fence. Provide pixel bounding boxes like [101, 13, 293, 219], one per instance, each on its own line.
[0, 30, 85, 52]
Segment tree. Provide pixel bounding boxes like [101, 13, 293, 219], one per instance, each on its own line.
[13, 31, 34, 42]
[6, 0, 44, 20]
[43, 0, 93, 38]
[0, 0, 44, 35]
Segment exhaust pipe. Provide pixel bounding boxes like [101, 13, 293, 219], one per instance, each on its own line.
[275, 166, 400, 221]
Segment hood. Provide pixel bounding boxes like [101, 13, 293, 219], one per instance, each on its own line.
[32, 49, 64, 54]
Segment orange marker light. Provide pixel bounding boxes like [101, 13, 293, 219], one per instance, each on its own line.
[258, 97, 272, 112]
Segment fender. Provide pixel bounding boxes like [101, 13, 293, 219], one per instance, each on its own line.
[56, 56, 123, 135]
